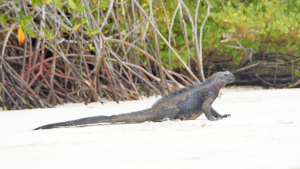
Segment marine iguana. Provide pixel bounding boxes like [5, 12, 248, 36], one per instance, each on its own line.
[34, 71, 235, 130]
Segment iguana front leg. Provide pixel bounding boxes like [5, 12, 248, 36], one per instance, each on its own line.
[211, 107, 231, 119]
[202, 97, 218, 121]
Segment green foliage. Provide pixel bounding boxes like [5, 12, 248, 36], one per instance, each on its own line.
[22, 25, 35, 38]
[42, 26, 54, 40]
[13, 10, 35, 38]
[54, 0, 62, 10]
[6, 0, 300, 69]
[206, 0, 300, 63]
[0, 14, 7, 24]
[73, 23, 81, 31]
[143, 0, 300, 68]
[77, 5, 86, 12]
[31, 0, 44, 7]
[97, 0, 110, 9]
[68, 0, 77, 10]
[295, 69, 300, 77]
[88, 27, 99, 35]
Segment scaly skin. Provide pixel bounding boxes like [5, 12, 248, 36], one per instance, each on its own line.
[34, 71, 235, 130]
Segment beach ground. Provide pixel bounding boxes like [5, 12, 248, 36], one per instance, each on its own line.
[0, 87, 299, 169]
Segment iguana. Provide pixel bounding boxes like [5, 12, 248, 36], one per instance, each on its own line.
[34, 71, 235, 130]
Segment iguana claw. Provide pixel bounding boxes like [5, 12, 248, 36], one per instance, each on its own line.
[222, 114, 231, 118]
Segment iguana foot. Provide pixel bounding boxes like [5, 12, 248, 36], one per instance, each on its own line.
[207, 116, 218, 121]
[221, 114, 231, 118]
[163, 117, 174, 121]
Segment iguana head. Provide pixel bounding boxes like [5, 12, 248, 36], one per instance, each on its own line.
[218, 71, 235, 83]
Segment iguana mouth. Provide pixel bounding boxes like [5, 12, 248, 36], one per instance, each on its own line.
[228, 75, 235, 83]
[224, 71, 235, 83]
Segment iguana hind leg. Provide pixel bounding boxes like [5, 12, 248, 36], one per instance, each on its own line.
[211, 107, 231, 119]
[163, 107, 179, 121]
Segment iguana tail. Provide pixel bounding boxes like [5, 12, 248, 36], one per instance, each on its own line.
[33, 108, 154, 130]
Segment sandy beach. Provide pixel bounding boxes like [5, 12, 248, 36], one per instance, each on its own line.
[0, 87, 299, 169]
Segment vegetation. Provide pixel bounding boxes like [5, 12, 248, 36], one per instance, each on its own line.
[164, 0, 300, 86]
[0, 0, 299, 110]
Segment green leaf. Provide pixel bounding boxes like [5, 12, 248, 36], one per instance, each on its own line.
[49, 28, 55, 35]
[77, 5, 86, 12]
[24, 15, 32, 24]
[12, 17, 19, 24]
[68, 0, 76, 10]
[70, 18, 75, 24]
[295, 69, 300, 77]
[98, 3, 110, 9]
[74, 0, 80, 6]
[22, 25, 35, 38]
[54, 0, 62, 10]
[82, 17, 87, 25]
[0, 14, 7, 24]
[46, 0, 53, 4]
[42, 26, 48, 35]
[42, 26, 54, 40]
[35, 0, 44, 6]
[89, 28, 99, 35]
[49, 41, 55, 47]
[31, 0, 36, 7]
[46, 34, 53, 40]
[73, 24, 82, 31]
[19, 10, 24, 25]
[86, 25, 91, 32]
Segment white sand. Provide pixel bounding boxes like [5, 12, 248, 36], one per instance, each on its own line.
[0, 88, 300, 169]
